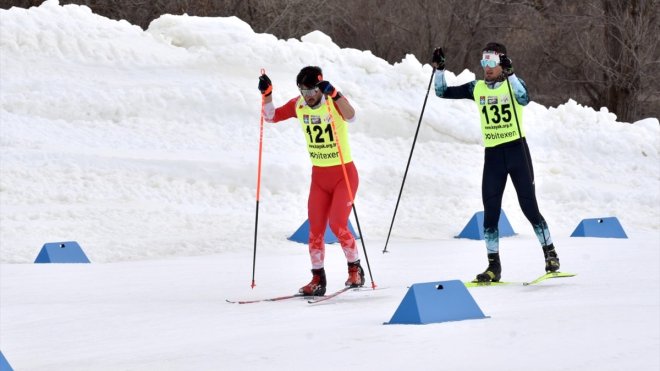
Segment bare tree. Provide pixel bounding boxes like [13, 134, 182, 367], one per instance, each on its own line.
[2, 0, 658, 121]
[531, 0, 659, 121]
[597, 0, 659, 121]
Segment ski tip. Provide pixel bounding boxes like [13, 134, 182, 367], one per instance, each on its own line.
[523, 271, 577, 285]
[308, 297, 327, 304]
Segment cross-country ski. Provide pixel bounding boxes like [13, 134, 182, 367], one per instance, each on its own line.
[226, 293, 312, 304]
[465, 272, 577, 288]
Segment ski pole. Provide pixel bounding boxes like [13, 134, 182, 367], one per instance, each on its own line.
[382, 67, 436, 253]
[505, 77, 548, 245]
[251, 68, 267, 289]
[324, 97, 377, 289]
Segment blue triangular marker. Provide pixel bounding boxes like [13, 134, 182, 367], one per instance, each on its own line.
[386, 280, 487, 325]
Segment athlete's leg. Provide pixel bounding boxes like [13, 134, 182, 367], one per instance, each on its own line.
[482, 147, 508, 254]
[307, 167, 332, 269]
[508, 141, 553, 246]
[327, 162, 359, 263]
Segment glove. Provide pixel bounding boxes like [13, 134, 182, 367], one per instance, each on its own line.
[499, 54, 514, 76]
[258, 74, 272, 96]
[431, 47, 445, 70]
[316, 80, 338, 98]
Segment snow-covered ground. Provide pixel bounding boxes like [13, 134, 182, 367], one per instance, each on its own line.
[1, 1, 658, 370]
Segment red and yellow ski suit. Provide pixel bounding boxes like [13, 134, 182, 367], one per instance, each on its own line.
[264, 96, 359, 268]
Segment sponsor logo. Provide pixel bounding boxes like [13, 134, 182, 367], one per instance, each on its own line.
[309, 151, 339, 160]
[480, 96, 486, 105]
[484, 131, 518, 140]
[487, 96, 498, 105]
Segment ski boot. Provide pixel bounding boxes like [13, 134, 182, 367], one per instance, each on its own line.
[475, 253, 502, 282]
[542, 244, 560, 272]
[299, 268, 327, 296]
[345, 260, 365, 288]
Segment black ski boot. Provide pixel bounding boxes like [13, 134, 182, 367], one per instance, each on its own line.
[299, 268, 327, 296]
[542, 244, 560, 272]
[475, 253, 501, 282]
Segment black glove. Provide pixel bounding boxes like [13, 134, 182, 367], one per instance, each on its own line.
[316, 80, 338, 98]
[258, 74, 272, 96]
[431, 47, 445, 70]
[499, 54, 514, 76]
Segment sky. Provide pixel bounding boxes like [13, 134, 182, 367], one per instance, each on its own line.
[1, 1, 659, 370]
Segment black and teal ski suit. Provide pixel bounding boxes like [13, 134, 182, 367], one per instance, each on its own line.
[434, 70, 552, 253]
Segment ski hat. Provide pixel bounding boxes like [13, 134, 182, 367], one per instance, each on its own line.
[297, 66, 323, 88]
[482, 42, 507, 55]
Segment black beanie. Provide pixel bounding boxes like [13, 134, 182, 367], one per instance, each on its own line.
[482, 42, 507, 54]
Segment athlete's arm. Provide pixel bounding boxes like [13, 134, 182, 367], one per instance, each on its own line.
[507, 75, 530, 106]
[263, 97, 298, 123]
[434, 70, 476, 100]
[332, 95, 355, 122]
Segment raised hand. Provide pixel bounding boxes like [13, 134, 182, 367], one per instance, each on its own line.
[499, 54, 514, 76]
[431, 47, 445, 70]
[258, 74, 272, 96]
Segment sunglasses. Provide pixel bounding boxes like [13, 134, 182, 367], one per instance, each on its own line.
[480, 59, 499, 68]
[299, 87, 319, 97]
[481, 52, 500, 68]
